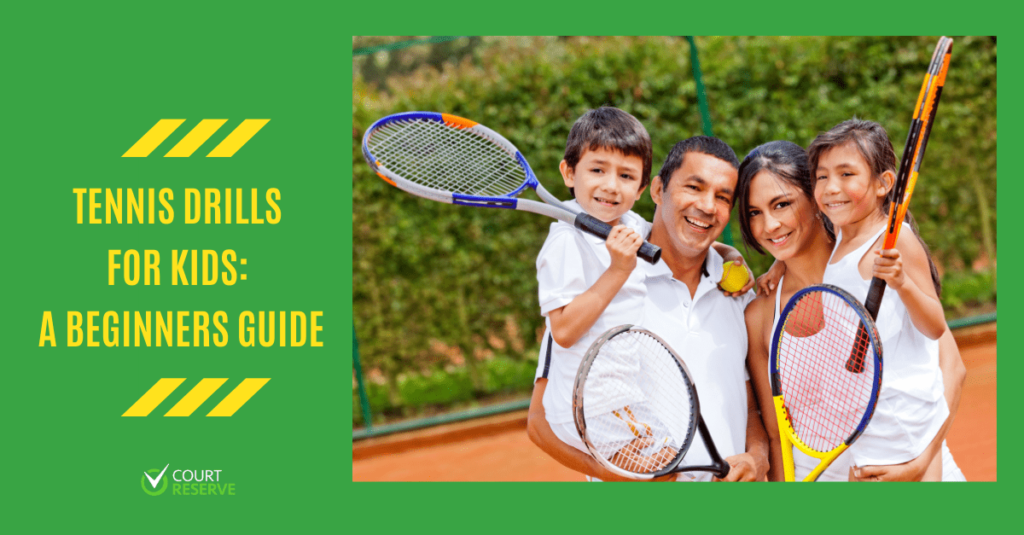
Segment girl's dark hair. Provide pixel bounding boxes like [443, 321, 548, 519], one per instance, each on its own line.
[564, 107, 653, 197]
[807, 118, 942, 296]
[736, 140, 833, 255]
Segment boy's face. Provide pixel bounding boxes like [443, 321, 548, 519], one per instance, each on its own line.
[559, 147, 646, 226]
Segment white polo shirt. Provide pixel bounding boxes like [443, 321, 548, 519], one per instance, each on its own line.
[536, 201, 651, 426]
[536, 242, 755, 476]
[637, 248, 754, 475]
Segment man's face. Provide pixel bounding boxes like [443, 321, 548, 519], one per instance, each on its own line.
[652, 152, 737, 258]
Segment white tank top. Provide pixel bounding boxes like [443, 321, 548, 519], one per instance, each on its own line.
[822, 227, 948, 465]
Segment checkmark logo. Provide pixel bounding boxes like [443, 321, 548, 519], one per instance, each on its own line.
[145, 464, 169, 488]
[141, 464, 170, 496]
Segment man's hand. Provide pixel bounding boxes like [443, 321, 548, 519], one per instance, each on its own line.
[714, 452, 767, 482]
[718, 259, 755, 297]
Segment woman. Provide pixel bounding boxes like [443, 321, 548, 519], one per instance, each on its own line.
[739, 140, 966, 481]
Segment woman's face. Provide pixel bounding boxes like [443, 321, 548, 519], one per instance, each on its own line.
[746, 169, 821, 262]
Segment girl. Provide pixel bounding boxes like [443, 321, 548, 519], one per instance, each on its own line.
[739, 138, 966, 481]
[809, 119, 951, 481]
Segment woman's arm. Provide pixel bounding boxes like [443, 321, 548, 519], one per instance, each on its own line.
[744, 298, 784, 481]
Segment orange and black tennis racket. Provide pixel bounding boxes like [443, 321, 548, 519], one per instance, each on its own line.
[848, 37, 953, 373]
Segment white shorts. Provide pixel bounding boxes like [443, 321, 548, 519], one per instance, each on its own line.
[941, 440, 966, 481]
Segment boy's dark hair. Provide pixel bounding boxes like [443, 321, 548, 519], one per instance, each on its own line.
[807, 118, 942, 296]
[656, 136, 741, 206]
[564, 107, 653, 196]
[736, 140, 834, 255]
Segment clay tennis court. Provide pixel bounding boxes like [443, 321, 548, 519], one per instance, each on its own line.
[353, 325, 996, 481]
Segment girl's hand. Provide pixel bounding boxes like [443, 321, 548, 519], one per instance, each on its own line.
[756, 259, 786, 297]
[873, 248, 906, 290]
[605, 225, 643, 274]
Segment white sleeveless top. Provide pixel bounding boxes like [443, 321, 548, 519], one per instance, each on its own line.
[822, 228, 948, 466]
[770, 276, 851, 481]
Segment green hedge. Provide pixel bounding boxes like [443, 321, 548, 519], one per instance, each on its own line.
[352, 37, 996, 422]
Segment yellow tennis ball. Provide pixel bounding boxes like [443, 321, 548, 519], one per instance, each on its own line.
[720, 262, 750, 293]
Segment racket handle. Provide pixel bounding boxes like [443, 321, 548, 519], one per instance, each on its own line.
[846, 277, 887, 373]
[573, 213, 662, 264]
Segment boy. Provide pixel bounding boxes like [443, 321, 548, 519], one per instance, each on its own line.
[536, 108, 748, 457]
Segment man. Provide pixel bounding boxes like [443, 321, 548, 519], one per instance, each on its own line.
[527, 137, 769, 482]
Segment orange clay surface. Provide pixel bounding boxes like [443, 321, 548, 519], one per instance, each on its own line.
[353, 334, 996, 482]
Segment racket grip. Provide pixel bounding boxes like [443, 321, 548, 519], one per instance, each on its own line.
[573, 213, 662, 264]
[845, 278, 887, 373]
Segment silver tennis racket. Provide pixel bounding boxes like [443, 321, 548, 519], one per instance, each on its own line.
[361, 111, 661, 263]
[573, 325, 730, 480]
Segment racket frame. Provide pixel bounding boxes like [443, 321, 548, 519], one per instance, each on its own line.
[849, 37, 952, 373]
[573, 324, 730, 480]
[863, 37, 953, 317]
[769, 284, 884, 482]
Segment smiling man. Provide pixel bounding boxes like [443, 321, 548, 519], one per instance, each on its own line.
[528, 136, 770, 482]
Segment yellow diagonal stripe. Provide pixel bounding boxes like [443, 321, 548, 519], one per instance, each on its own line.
[206, 378, 271, 417]
[206, 119, 270, 157]
[122, 120, 186, 157]
[164, 378, 228, 417]
[164, 119, 228, 157]
[122, 378, 186, 417]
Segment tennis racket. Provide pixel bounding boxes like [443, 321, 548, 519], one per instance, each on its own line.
[771, 285, 883, 481]
[572, 325, 730, 480]
[362, 111, 661, 263]
[847, 36, 953, 373]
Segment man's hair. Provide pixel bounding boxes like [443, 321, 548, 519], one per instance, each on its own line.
[564, 107, 653, 196]
[656, 136, 740, 205]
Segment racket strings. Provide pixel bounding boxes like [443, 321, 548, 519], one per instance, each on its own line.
[778, 291, 877, 453]
[580, 330, 696, 475]
[368, 119, 528, 196]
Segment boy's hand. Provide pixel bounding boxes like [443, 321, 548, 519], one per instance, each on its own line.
[873, 248, 905, 290]
[606, 225, 642, 274]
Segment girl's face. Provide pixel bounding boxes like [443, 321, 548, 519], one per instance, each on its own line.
[813, 141, 890, 228]
[747, 170, 821, 262]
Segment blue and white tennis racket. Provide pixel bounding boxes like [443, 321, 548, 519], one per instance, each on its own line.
[770, 284, 883, 481]
[361, 111, 661, 264]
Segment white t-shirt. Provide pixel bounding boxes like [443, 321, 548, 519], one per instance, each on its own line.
[535, 200, 651, 426]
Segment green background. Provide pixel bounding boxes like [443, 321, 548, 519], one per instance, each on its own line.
[1, 1, 1009, 533]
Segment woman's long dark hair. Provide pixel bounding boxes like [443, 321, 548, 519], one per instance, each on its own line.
[736, 140, 834, 255]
